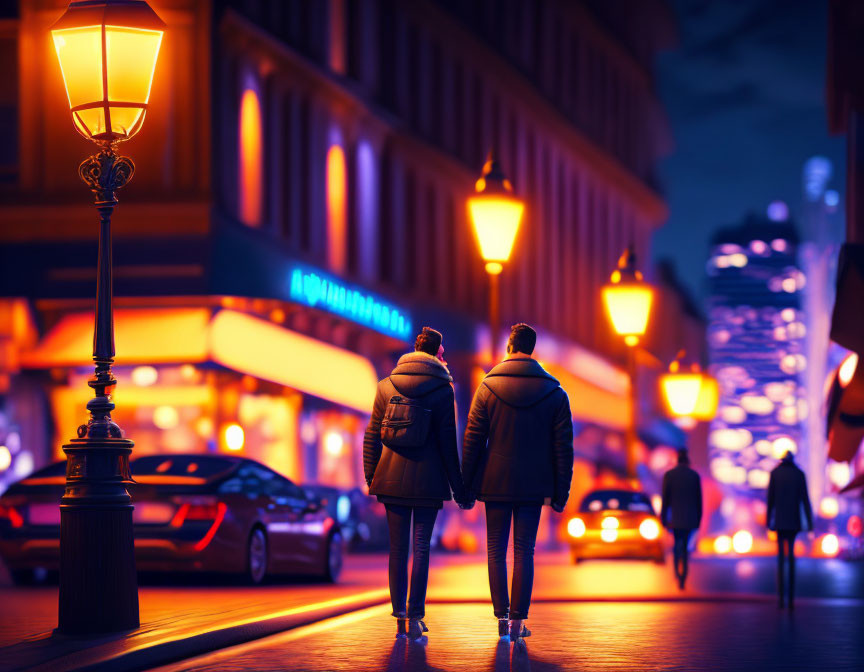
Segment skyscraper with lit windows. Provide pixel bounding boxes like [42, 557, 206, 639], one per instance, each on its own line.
[706, 213, 807, 518]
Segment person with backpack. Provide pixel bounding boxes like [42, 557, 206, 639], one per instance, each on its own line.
[461, 323, 574, 645]
[363, 326, 470, 640]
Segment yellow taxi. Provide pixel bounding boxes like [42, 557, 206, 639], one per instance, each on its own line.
[565, 488, 664, 564]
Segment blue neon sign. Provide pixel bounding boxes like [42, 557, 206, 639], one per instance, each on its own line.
[288, 266, 413, 341]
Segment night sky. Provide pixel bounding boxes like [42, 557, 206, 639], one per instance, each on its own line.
[653, 0, 845, 301]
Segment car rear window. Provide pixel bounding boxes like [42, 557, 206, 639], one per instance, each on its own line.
[580, 490, 654, 513]
[132, 456, 236, 480]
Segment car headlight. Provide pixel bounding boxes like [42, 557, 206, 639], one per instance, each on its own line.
[639, 518, 660, 540]
[567, 517, 586, 538]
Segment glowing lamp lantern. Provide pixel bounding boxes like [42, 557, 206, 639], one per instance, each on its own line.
[468, 153, 524, 362]
[51, 0, 165, 143]
[692, 374, 719, 421]
[661, 359, 704, 418]
[468, 155, 524, 276]
[602, 247, 654, 347]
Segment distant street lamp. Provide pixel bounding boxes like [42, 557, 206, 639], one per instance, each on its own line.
[468, 154, 524, 363]
[660, 352, 719, 423]
[51, 0, 165, 635]
[602, 247, 654, 479]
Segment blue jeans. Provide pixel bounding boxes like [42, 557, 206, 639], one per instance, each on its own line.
[485, 502, 543, 620]
[385, 504, 439, 619]
[672, 529, 694, 585]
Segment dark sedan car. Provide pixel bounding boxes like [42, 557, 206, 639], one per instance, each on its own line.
[0, 454, 343, 585]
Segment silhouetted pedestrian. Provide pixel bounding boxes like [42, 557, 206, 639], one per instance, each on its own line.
[363, 327, 470, 639]
[462, 323, 574, 645]
[661, 448, 702, 590]
[767, 451, 814, 610]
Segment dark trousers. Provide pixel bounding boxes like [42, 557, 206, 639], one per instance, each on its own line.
[385, 504, 439, 619]
[776, 530, 798, 606]
[672, 529, 694, 586]
[485, 502, 543, 620]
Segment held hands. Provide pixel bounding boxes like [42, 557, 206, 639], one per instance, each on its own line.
[551, 500, 566, 513]
[455, 493, 476, 510]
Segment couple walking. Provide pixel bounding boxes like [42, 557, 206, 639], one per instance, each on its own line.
[363, 323, 574, 644]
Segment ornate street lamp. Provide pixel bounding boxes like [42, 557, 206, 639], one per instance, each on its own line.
[602, 247, 655, 479]
[660, 354, 719, 421]
[51, 0, 165, 635]
[468, 153, 524, 362]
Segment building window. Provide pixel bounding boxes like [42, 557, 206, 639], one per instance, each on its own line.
[328, 0, 347, 74]
[239, 83, 263, 228]
[356, 140, 378, 282]
[326, 142, 348, 274]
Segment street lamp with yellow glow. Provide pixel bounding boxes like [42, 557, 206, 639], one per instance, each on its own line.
[660, 352, 719, 423]
[603, 247, 654, 479]
[51, 0, 165, 636]
[468, 154, 524, 362]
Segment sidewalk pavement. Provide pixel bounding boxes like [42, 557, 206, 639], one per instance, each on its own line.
[0, 552, 827, 672]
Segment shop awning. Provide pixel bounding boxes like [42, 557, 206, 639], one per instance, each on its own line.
[20, 308, 378, 413]
[545, 363, 630, 431]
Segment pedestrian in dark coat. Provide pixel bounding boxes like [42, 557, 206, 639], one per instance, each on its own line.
[661, 449, 702, 589]
[462, 323, 573, 643]
[767, 451, 814, 609]
[363, 327, 468, 639]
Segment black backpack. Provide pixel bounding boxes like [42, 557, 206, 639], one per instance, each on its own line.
[380, 394, 432, 449]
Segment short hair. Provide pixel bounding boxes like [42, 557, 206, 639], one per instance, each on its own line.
[677, 449, 690, 465]
[415, 327, 443, 356]
[507, 323, 536, 355]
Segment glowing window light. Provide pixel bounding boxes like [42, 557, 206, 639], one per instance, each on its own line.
[786, 322, 806, 339]
[567, 517, 586, 538]
[772, 436, 797, 459]
[773, 326, 788, 341]
[13, 451, 34, 479]
[714, 535, 733, 554]
[777, 405, 799, 425]
[825, 190, 840, 208]
[771, 238, 789, 252]
[839, 353, 858, 388]
[600, 528, 618, 543]
[747, 469, 770, 489]
[239, 86, 262, 227]
[324, 431, 345, 457]
[152, 405, 179, 430]
[740, 394, 774, 416]
[326, 144, 348, 274]
[848, 515, 862, 538]
[764, 382, 790, 402]
[728, 253, 748, 268]
[720, 406, 747, 424]
[827, 461, 851, 488]
[819, 496, 839, 519]
[732, 530, 753, 554]
[224, 424, 245, 451]
[820, 533, 840, 557]
[0, 446, 10, 472]
[288, 266, 412, 340]
[709, 428, 752, 451]
[51, 2, 165, 143]
[195, 416, 214, 438]
[754, 440, 772, 456]
[750, 240, 768, 255]
[639, 518, 660, 540]
[766, 201, 789, 222]
[780, 308, 796, 322]
[781, 277, 797, 293]
[131, 365, 158, 387]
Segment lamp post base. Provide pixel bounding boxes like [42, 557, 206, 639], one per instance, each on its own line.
[57, 439, 139, 634]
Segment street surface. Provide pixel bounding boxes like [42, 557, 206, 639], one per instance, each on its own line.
[151, 600, 864, 672]
[1, 552, 862, 671]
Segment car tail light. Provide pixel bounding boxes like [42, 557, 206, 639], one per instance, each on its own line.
[567, 517, 586, 538]
[639, 518, 661, 540]
[0, 503, 24, 528]
[170, 496, 221, 527]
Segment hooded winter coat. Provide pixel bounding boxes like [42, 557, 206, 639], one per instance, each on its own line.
[661, 463, 703, 530]
[461, 357, 573, 506]
[363, 352, 466, 506]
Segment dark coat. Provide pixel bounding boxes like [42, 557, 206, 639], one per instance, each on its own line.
[661, 464, 703, 530]
[363, 352, 466, 503]
[767, 458, 814, 532]
[461, 357, 573, 505]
